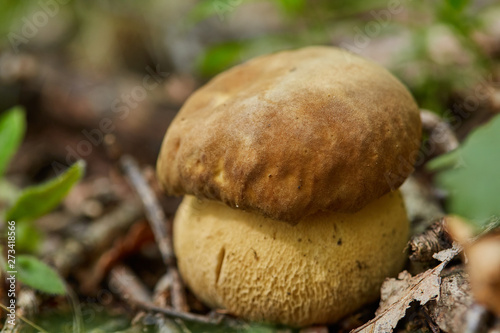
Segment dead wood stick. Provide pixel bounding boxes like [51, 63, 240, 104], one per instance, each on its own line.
[110, 265, 153, 304]
[110, 266, 221, 325]
[120, 155, 173, 265]
[119, 155, 188, 312]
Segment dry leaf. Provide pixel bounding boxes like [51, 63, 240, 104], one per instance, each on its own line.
[425, 267, 472, 332]
[433, 243, 462, 262]
[351, 245, 461, 333]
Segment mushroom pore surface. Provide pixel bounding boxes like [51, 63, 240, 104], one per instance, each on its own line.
[174, 190, 409, 326]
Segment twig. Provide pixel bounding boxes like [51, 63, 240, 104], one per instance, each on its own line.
[120, 155, 173, 265]
[109, 265, 153, 304]
[109, 266, 221, 325]
[119, 155, 188, 312]
[153, 272, 172, 307]
[168, 270, 187, 312]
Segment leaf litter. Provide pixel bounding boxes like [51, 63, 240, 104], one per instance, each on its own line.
[351, 244, 462, 333]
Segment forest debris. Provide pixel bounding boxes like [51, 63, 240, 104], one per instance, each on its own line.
[400, 176, 444, 234]
[464, 304, 491, 333]
[110, 265, 153, 304]
[420, 109, 459, 154]
[490, 316, 500, 333]
[409, 218, 453, 262]
[298, 326, 328, 333]
[120, 155, 188, 312]
[152, 270, 188, 312]
[351, 244, 462, 333]
[16, 289, 39, 319]
[130, 312, 181, 333]
[168, 270, 187, 312]
[109, 265, 222, 325]
[120, 155, 173, 266]
[1, 289, 39, 333]
[153, 273, 173, 307]
[425, 267, 473, 332]
[337, 304, 380, 332]
[48, 200, 143, 276]
[64, 177, 120, 217]
[299, 326, 329, 333]
[80, 220, 155, 293]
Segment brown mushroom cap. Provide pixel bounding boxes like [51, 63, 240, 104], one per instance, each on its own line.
[174, 191, 409, 326]
[157, 46, 421, 222]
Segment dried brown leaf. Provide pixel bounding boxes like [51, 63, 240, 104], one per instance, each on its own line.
[351, 245, 461, 333]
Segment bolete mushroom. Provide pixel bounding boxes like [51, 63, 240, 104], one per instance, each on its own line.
[156, 46, 421, 326]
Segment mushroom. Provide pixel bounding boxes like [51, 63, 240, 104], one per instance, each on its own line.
[156, 46, 422, 326]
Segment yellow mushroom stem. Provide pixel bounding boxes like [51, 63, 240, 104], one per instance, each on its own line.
[173, 190, 409, 326]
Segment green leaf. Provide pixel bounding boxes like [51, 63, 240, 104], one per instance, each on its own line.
[275, 0, 305, 15]
[197, 42, 245, 77]
[426, 149, 462, 171]
[15, 255, 66, 294]
[15, 223, 43, 253]
[6, 160, 85, 222]
[446, 0, 469, 12]
[0, 106, 26, 177]
[428, 114, 500, 230]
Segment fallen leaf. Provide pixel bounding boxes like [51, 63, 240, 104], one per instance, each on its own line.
[433, 243, 463, 262]
[425, 267, 472, 333]
[351, 245, 461, 333]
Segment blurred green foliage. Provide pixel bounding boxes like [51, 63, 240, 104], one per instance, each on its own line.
[0, 0, 497, 115]
[0, 107, 85, 252]
[15, 254, 67, 294]
[428, 113, 500, 231]
[189, 0, 495, 114]
[0, 106, 82, 295]
[0, 106, 25, 177]
[6, 160, 85, 223]
[20, 310, 288, 333]
[0, 1, 498, 331]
